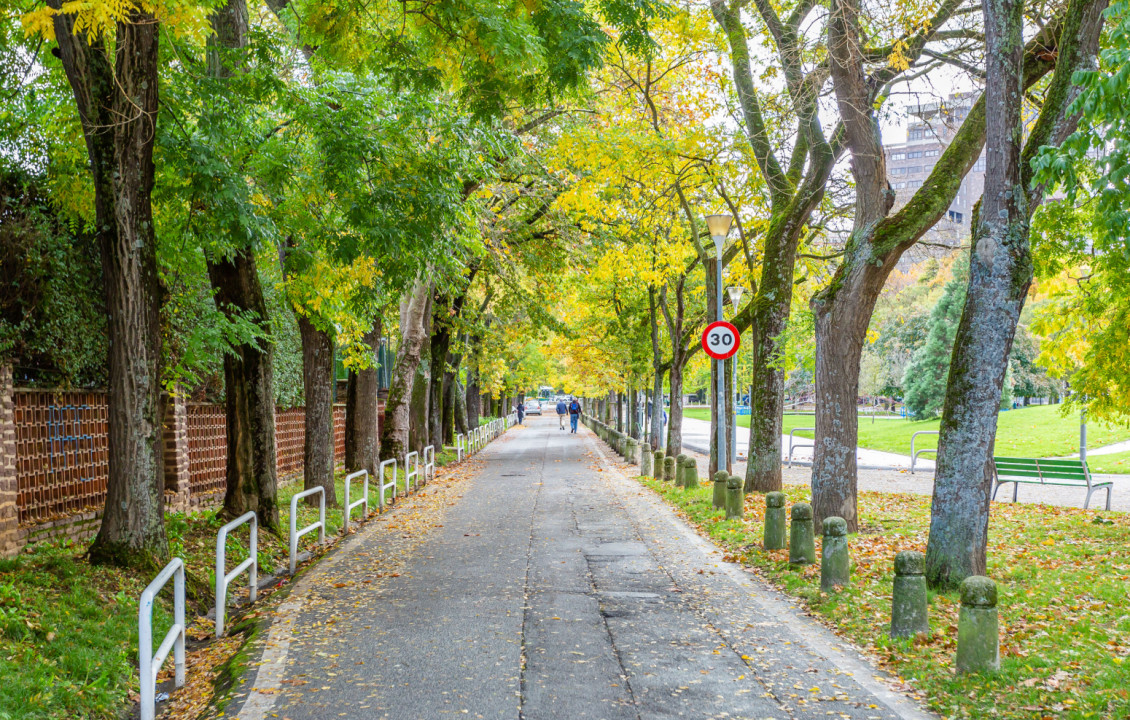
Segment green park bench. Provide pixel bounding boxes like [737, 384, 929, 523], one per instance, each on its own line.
[992, 457, 1113, 510]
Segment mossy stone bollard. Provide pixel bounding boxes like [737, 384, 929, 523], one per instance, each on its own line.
[675, 454, 688, 486]
[626, 437, 638, 464]
[788, 503, 816, 566]
[663, 456, 676, 482]
[820, 517, 850, 591]
[639, 446, 652, 477]
[764, 492, 787, 550]
[712, 471, 728, 509]
[725, 475, 744, 519]
[652, 450, 664, 479]
[957, 576, 999, 674]
[890, 551, 929, 638]
[683, 459, 699, 490]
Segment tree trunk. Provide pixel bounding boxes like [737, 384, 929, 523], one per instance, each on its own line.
[380, 279, 432, 461]
[297, 314, 336, 506]
[427, 299, 448, 448]
[409, 339, 430, 453]
[345, 321, 381, 476]
[454, 380, 469, 436]
[650, 370, 664, 450]
[210, 252, 279, 529]
[465, 352, 481, 428]
[924, 0, 1105, 590]
[666, 361, 684, 456]
[51, 4, 169, 565]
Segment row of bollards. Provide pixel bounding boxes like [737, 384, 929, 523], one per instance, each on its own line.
[611, 422, 1000, 675]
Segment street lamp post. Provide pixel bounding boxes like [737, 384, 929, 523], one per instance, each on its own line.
[706, 214, 734, 474]
[727, 285, 745, 464]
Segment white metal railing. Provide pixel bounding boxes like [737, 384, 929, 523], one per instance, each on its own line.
[343, 469, 369, 533]
[215, 511, 257, 638]
[405, 451, 419, 494]
[139, 558, 186, 720]
[455, 433, 465, 461]
[378, 458, 398, 509]
[911, 431, 939, 473]
[289, 486, 326, 574]
[787, 427, 815, 467]
[423, 444, 435, 483]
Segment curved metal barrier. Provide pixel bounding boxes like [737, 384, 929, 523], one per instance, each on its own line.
[289, 486, 326, 574]
[343, 469, 369, 533]
[404, 451, 420, 494]
[215, 511, 257, 638]
[911, 430, 939, 473]
[378, 458, 398, 509]
[139, 558, 186, 720]
[787, 428, 815, 467]
[423, 445, 436, 483]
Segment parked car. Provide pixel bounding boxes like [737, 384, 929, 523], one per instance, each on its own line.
[524, 400, 542, 415]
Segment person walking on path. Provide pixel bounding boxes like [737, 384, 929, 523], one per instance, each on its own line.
[568, 398, 581, 433]
[516, 401, 526, 425]
[556, 399, 568, 429]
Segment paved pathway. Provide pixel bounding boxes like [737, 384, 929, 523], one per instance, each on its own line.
[229, 417, 932, 720]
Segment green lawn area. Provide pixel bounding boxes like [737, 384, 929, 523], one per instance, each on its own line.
[1087, 450, 1130, 475]
[683, 404, 1130, 459]
[638, 475, 1130, 719]
[0, 446, 463, 719]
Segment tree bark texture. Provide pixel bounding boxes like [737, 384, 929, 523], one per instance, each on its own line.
[210, 252, 279, 529]
[203, 0, 279, 529]
[381, 279, 432, 461]
[297, 314, 336, 506]
[345, 321, 381, 476]
[455, 380, 470, 436]
[925, 0, 1106, 589]
[51, 4, 169, 564]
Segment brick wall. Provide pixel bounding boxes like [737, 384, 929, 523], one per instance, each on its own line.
[1, 364, 382, 558]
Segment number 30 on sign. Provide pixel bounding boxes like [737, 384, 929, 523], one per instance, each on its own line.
[701, 321, 740, 360]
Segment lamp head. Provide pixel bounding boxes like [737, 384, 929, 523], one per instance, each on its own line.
[705, 214, 734, 239]
[727, 286, 745, 310]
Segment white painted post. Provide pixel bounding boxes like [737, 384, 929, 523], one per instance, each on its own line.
[423, 445, 435, 483]
[289, 487, 326, 575]
[343, 469, 369, 533]
[378, 458, 398, 510]
[404, 451, 419, 494]
[139, 559, 186, 720]
[215, 511, 258, 638]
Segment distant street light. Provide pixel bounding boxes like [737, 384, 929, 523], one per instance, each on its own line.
[727, 286, 745, 464]
[706, 214, 734, 473]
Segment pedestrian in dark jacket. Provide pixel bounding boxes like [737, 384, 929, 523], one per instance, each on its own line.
[556, 400, 568, 430]
[517, 402, 525, 425]
[568, 399, 581, 433]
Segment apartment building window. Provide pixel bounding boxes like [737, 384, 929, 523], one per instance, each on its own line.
[908, 129, 925, 140]
[890, 153, 906, 160]
[906, 166, 922, 174]
[891, 167, 905, 175]
[925, 149, 940, 157]
[974, 158, 986, 172]
[948, 210, 964, 223]
[907, 180, 923, 188]
[907, 151, 923, 158]
[894, 182, 906, 189]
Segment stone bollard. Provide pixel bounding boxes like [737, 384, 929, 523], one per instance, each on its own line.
[663, 456, 676, 482]
[764, 492, 787, 550]
[712, 471, 728, 509]
[675, 454, 688, 487]
[652, 450, 664, 479]
[725, 475, 744, 519]
[890, 551, 929, 638]
[683, 459, 699, 490]
[788, 503, 816, 566]
[956, 576, 999, 674]
[820, 517, 850, 591]
[625, 437, 638, 464]
[639, 446, 653, 477]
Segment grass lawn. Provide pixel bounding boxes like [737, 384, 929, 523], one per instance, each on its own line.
[638, 475, 1130, 719]
[1086, 450, 1130, 475]
[683, 404, 1130, 459]
[0, 446, 462, 719]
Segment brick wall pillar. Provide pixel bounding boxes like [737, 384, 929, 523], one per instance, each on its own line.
[0, 366, 19, 558]
[163, 390, 192, 512]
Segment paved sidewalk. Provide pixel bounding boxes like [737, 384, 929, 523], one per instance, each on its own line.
[228, 417, 933, 720]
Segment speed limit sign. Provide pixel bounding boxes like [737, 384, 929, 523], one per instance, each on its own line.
[702, 321, 740, 360]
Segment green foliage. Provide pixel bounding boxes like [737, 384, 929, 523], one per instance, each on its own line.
[902, 256, 968, 418]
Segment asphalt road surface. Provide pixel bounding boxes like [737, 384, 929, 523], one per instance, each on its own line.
[229, 417, 934, 720]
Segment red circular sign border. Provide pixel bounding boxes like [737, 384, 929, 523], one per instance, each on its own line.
[701, 321, 741, 360]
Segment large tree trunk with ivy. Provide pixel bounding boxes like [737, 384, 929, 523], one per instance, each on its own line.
[297, 314, 336, 506]
[50, 3, 169, 566]
[925, 0, 1106, 589]
[345, 321, 381, 476]
[409, 298, 433, 454]
[381, 279, 432, 461]
[204, 0, 280, 529]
